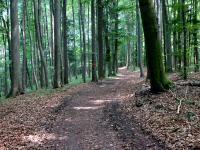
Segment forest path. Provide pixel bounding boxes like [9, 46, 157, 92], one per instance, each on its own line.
[0, 68, 166, 150]
[39, 67, 165, 150]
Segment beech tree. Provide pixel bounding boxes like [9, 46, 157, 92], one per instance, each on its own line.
[139, 0, 172, 92]
[54, 0, 61, 88]
[63, 0, 69, 84]
[91, 0, 98, 82]
[97, 0, 104, 79]
[8, 0, 22, 97]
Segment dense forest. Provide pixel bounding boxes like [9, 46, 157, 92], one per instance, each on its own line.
[0, 0, 199, 97]
[0, 0, 200, 149]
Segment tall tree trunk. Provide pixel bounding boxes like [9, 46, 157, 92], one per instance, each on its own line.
[105, 10, 112, 76]
[79, 0, 87, 83]
[126, 16, 131, 70]
[136, 0, 144, 77]
[112, 0, 119, 75]
[2, 35, 8, 95]
[139, 0, 171, 92]
[162, 0, 173, 72]
[53, 0, 61, 88]
[72, 0, 77, 79]
[33, 0, 49, 88]
[8, 0, 22, 97]
[181, 0, 187, 79]
[63, 0, 69, 84]
[87, 3, 91, 78]
[193, 0, 199, 72]
[22, 0, 27, 92]
[97, 0, 104, 79]
[91, 0, 98, 82]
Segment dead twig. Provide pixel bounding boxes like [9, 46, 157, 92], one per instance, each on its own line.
[177, 86, 188, 114]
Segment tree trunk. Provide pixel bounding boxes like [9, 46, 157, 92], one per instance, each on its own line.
[8, 0, 22, 97]
[136, 0, 144, 77]
[33, 0, 49, 88]
[91, 0, 98, 82]
[97, 0, 104, 79]
[139, 0, 171, 92]
[112, 0, 119, 75]
[193, 0, 199, 72]
[162, 0, 173, 72]
[72, 0, 77, 79]
[22, 0, 28, 92]
[181, 0, 187, 79]
[79, 0, 87, 83]
[53, 0, 61, 88]
[63, 0, 69, 84]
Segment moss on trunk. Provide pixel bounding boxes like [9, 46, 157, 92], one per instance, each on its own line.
[139, 0, 172, 92]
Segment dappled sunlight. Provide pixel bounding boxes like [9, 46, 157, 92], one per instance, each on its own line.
[22, 132, 68, 144]
[91, 99, 115, 105]
[23, 133, 56, 144]
[73, 106, 102, 110]
[65, 118, 72, 122]
[110, 77, 123, 80]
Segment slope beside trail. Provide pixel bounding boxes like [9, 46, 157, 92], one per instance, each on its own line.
[0, 67, 166, 150]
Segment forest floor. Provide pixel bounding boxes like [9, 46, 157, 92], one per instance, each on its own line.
[0, 68, 200, 150]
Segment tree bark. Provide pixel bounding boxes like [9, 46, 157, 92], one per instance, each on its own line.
[63, 0, 69, 84]
[8, 0, 22, 97]
[91, 0, 98, 82]
[53, 0, 61, 88]
[97, 0, 104, 79]
[22, 0, 28, 92]
[162, 0, 173, 72]
[136, 0, 144, 77]
[33, 0, 49, 88]
[139, 0, 172, 92]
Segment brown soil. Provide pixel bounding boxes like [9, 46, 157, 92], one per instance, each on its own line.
[0, 68, 166, 150]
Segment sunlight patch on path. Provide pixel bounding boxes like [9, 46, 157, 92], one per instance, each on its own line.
[23, 132, 68, 145]
[73, 106, 103, 110]
[91, 99, 116, 105]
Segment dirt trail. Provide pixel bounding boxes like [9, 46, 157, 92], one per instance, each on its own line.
[0, 68, 167, 150]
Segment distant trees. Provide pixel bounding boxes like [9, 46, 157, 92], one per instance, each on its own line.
[0, 0, 199, 97]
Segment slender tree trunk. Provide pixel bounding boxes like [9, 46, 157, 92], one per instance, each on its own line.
[136, 0, 144, 77]
[33, 0, 49, 88]
[126, 16, 131, 70]
[79, 0, 87, 83]
[162, 0, 173, 72]
[53, 0, 61, 88]
[105, 11, 112, 76]
[113, 0, 119, 75]
[2, 35, 8, 95]
[97, 0, 104, 79]
[22, 0, 28, 92]
[63, 0, 69, 84]
[87, 3, 91, 78]
[181, 0, 187, 79]
[91, 0, 98, 82]
[193, 0, 199, 72]
[72, 0, 77, 79]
